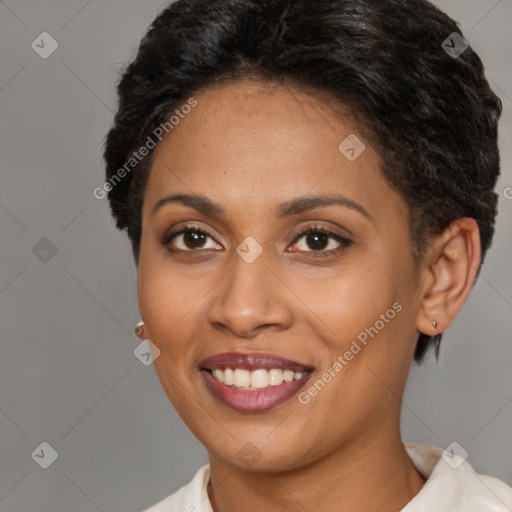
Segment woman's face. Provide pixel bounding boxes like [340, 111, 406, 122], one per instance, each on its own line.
[137, 81, 424, 471]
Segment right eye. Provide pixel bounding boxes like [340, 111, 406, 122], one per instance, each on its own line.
[160, 225, 223, 252]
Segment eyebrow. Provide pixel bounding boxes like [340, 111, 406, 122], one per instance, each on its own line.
[151, 192, 372, 220]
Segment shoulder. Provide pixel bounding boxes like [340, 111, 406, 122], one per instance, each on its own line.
[404, 443, 512, 511]
[141, 464, 212, 512]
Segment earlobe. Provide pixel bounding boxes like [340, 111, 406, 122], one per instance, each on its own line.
[416, 218, 481, 336]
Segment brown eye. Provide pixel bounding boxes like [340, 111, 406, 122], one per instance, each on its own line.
[182, 231, 208, 249]
[161, 226, 222, 252]
[303, 231, 330, 251]
[290, 227, 352, 256]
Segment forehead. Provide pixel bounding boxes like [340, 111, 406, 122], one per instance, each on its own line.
[144, 81, 404, 222]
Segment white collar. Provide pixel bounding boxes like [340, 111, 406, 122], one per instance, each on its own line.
[142, 443, 512, 511]
[401, 443, 512, 511]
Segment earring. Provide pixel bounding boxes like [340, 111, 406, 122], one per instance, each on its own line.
[432, 320, 437, 330]
[134, 321, 145, 339]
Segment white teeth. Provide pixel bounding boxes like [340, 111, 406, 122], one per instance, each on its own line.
[269, 369, 284, 386]
[251, 369, 270, 388]
[223, 368, 234, 386]
[233, 368, 251, 387]
[209, 367, 308, 389]
[283, 370, 294, 382]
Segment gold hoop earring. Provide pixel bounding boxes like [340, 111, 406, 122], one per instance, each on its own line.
[134, 321, 145, 339]
[432, 320, 437, 330]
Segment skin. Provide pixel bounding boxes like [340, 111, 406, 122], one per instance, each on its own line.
[136, 80, 481, 511]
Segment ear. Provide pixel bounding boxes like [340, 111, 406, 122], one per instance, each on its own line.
[416, 218, 481, 336]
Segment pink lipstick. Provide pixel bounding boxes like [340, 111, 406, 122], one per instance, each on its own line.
[200, 352, 313, 413]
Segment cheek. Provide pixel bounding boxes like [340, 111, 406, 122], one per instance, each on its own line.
[137, 264, 200, 407]
[137, 251, 204, 341]
[293, 262, 398, 338]
[299, 254, 415, 389]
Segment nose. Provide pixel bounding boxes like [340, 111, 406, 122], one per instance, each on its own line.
[207, 249, 294, 339]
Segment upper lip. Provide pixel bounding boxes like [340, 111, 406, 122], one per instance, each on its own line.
[199, 352, 314, 372]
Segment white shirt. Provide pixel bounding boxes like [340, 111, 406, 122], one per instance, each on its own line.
[142, 443, 512, 511]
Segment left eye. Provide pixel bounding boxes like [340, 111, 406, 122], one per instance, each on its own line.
[290, 227, 351, 254]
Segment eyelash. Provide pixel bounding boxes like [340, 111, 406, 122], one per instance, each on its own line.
[160, 224, 352, 258]
[290, 226, 352, 257]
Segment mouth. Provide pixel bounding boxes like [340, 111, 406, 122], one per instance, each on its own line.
[199, 352, 314, 413]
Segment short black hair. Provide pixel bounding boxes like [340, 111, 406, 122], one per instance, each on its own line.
[103, 0, 502, 362]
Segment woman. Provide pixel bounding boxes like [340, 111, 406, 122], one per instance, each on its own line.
[103, 0, 511, 509]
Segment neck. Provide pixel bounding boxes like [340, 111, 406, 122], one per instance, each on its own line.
[207, 427, 426, 512]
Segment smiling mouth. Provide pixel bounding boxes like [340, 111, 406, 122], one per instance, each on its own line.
[203, 367, 312, 390]
[199, 352, 314, 412]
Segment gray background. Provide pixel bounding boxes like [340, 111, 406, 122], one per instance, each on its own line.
[0, 0, 511, 510]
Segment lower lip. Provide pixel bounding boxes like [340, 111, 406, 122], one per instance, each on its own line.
[201, 369, 311, 413]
